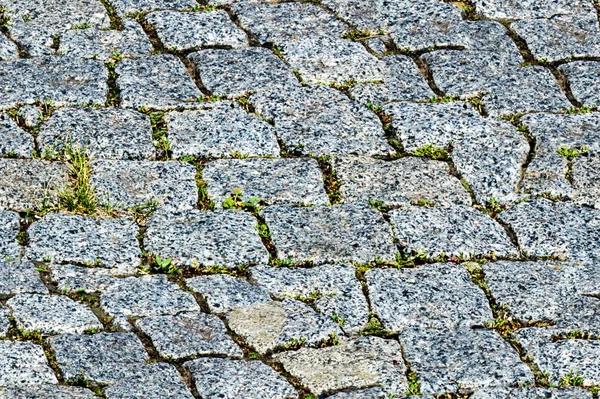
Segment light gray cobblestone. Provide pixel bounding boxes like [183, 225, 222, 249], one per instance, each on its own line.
[0, 114, 34, 158]
[0, 385, 96, 398]
[0, 261, 48, 297]
[0, 340, 58, 386]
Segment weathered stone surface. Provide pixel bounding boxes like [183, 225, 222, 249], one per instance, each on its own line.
[474, 0, 595, 20]
[231, 1, 348, 45]
[400, 327, 534, 395]
[90, 160, 198, 211]
[333, 156, 470, 207]
[147, 10, 248, 51]
[99, 275, 200, 330]
[262, 204, 397, 264]
[512, 15, 600, 63]
[116, 54, 202, 110]
[483, 261, 600, 333]
[251, 264, 368, 332]
[281, 35, 385, 85]
[0, 34, 18, 61]
[51, 264, 124, 293]
[0, 340, 58, 385]
[0, 305, 10, 338]
[0, 159, 68, 211]
[110, 0, 197, 15]
[145, 210, 269, 267]
[0, 261, 48, 298]
[0, 114, 34, 158]
[49, 332, 148, 384]
[389, 205, 517, 259]
[185, 357, 298, 399]
[573, 156, 600, 208]
[498, 199, 600, 263]
[471, 387, 592, 399]
[559, 61, 600, 108]
[189, 48, 299, 97]
[25, 213, 141, 273]
[274, 337, 407, 397]
[367, 264, 492, 332]
[8, 293, 102, 334]
[516, 327, 600, 387]
[349, 55, 435, 106]
[59, 19, 153, 61]
[166, 103, 280, 158]
[104, 362, 195, 399]
[0, 385, 97, 399]
[0, 212, 22, 261]
[186, 274, 270, 314]
[136, 311, 242, 359]
[38, 107, 155, 160]
[0, 56, 107, 109]
[228, 298, 341, 354]
[203, 158, 329, 207]
[520, 112, 600, 198]
[252, 85, 392, 156]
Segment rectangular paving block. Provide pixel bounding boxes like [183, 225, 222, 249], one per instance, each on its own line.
[0, 341, 58, 386]
[261, 204, 398, 264]
[110, 0, 198, 15]
[104, 363, 195, 399]
[0, 261, 49, 298]
[0, 113, 34, 158]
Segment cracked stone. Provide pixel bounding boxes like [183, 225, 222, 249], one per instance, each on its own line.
[0, 113, 34, 157]
[262, 204, 397, 264]
[8, 293, 102, 335]
[0, 341, 58, 386]
[145, 210, 269, 267]
[332, 156, 471, 207]
[251, 263, 369, 332]
[203, 158, 329, 208]
[37, 107, 155, 161]
[252, 85, 393, 156]
[0, 385, 97, 398]
[367, 264, 492, 332]
[0, 212, 22, 262]
[400, 327, 534, 395]
[471, 387, 592, 399]
[274, 336, 407, 397]
[559, 61, 600, 108]
[573, 156, 600, 208]
[228, 298, 341, 354]
[49, 332, 148, 384]
[90, 160, 198, 212]
[147, 10, 248, 51]
[99, 274, 200, 330]
[389, 205, 517, 259]
[0, 261, 48, 298]
[166, 103, 280, 159]
[188, 47, 299, 97]
[25, 213, 141, 273]
[186, 274, 270, 314]
[0, 159, 68, 211]
[59, 18, 153, 61]
[185, 357, 298, 399]
[136, 311, 242, 359]
[473, 0, 595, 20]
[116, 54, 202, 110]
[110, 0, 198, 15]
[498, 199, 600, 263]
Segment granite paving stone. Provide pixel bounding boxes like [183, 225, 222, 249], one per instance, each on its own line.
[188, 48, 299, 97]
[49, 332, 148, 384]
[0, 159, 68, 211]
[37, 107, 155, 161]
[471, 387, 592, 399]
[186, 274, 271, 314]
[459, 21, 522, 56]
[473, 0, 595, 20]
[147, 10, 248, 51]
[274, 336, 408, 397]
[262, 204, 397, 264]
[228, 298, 341, 354]
[144, 210, 269, 267]
[109, 0, 198, 15]
[0, 212, 22, 261]
[0, 341, 58, 386]
[136, 311, 243, 359]
[400, 327, 534, 395]
[0, 56, 108, 109]
[185, 357, 298, 399]
[166, 103, 280, 158]
[326, 389, 388, 399]
[90, 160, 198, 211]
[99, 275, 200, 330]
[0, 261, 48, 298]
[366, 264, 492, 332]
[25, 213, 141, 273]
[7, 293, 102, 334]
[203, 158, 329, 207]
[17, 106, 43, 128]
[332, 156, 471, 207]
[0, 385, 97, 398]
[389, 205, 518, 259]
[116, 54, 203, 110]
[252, 85, 393, 156]
[0, 113, 34, 158]
[251, 263, 369, 332]
[573, 156, 600, 208]
[559, 61, 600, 108]
[51, 264, 125, 293]
[0, 305, 10, 338]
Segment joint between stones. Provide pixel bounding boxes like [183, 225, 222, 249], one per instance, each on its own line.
[316, 156, 342, 205]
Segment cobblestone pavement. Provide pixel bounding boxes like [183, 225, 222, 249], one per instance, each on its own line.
[0, 0, 600, 398]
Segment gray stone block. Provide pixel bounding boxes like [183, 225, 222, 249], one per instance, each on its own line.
[110, 0, 197, 15]
[0, 261, 48, 298]
[51, 264, 125, 293]
[573, 156, 600, 209]
[17, 105, 43, 128]
[474, 0, 595, 20]
[0, 340, 58, 385]
[559, 61, 600, 108]
[0, 113, 34, 158]
[0, 212, 22, 261]
[0, 385, 96, 399]
[471, 387, 592, 399]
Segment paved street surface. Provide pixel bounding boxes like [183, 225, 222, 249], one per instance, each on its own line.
[0, 0, 599, 398]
